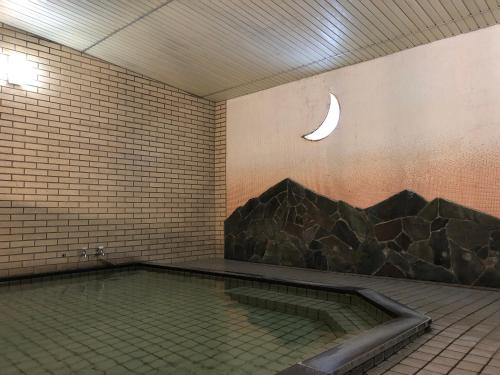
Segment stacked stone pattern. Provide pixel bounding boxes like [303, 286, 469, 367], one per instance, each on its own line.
[225, 179, 500, 288]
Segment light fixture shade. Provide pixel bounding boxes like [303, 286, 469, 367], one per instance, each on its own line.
[302, 93, 341, 141]
[6, 53, 37, 86]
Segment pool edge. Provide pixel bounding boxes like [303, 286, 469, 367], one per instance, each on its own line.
[152, 262, 431, 375]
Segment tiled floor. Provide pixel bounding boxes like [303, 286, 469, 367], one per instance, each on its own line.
[161, 259, 500, 375]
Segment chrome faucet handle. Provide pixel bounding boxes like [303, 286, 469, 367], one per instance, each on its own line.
[80, 248, 88, 260]
[96, 246, 105, 257]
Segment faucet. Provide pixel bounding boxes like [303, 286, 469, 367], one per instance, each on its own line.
[80, 248, 88, 260]
[96, 246, 105, 257]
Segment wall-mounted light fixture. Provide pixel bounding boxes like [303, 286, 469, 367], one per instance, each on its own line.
[0, 53, 37, 86]
[302, 93, 341, 141]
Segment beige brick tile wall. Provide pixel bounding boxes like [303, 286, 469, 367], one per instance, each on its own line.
[214, 101, 226, 256]
[0, 23, 225, 277]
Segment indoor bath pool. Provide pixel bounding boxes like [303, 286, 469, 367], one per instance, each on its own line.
[0, 267, 428, 374]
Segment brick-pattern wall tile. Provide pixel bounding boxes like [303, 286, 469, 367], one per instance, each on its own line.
[214, 101, 226, 256]
[0, 23, 220, 277]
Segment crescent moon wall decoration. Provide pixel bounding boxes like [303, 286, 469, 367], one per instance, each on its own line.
[302, 93, 340, 141]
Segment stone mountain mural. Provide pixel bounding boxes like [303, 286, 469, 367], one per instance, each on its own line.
[225, 179, 500, 288]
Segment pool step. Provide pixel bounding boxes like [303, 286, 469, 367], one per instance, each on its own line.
[225, 287, 379, 335]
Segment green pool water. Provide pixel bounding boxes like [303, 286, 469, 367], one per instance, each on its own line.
[0, 269, 380, 374]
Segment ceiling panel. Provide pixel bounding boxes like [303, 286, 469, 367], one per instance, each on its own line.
[0, 0, 498, 101]
[0, 0, 169, 50]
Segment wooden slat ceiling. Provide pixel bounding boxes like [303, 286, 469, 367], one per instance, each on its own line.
[0, 0, 498, 101]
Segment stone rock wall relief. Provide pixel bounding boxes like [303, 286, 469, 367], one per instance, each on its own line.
[225, 179, 500, 288]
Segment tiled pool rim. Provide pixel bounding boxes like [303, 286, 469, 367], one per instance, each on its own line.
[0, 263, 431, 375]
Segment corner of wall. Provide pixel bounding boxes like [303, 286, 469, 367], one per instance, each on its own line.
[214, 101, 226, 257]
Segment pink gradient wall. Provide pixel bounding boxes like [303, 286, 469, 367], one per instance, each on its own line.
[226, 25, 500, 218]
